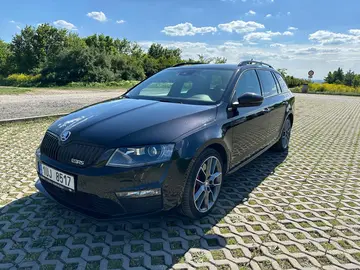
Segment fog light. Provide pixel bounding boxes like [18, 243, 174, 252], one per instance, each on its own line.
[116, 188, 161, 198]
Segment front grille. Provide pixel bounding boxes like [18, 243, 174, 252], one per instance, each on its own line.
[42, 180, 125, 217]
[40, 132, 104, 167]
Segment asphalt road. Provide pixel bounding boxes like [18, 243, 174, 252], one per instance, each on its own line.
[0, 89, 125, 120]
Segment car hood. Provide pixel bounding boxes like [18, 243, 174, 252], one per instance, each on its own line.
[47, 97, 217, 147]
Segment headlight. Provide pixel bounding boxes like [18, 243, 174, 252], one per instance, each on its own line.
[106, 144, 174, 167]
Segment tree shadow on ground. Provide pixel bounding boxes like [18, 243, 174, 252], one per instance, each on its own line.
[0, 150, 287, 269]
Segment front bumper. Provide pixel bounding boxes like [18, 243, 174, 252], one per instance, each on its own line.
[35, 154, 190, 219]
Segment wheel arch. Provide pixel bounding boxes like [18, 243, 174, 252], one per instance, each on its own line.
[288, 112, 294, 126]
[190, 139, 231, 175]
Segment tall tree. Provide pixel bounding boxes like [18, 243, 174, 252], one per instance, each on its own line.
[324, 71, 335, 84]
[0, 40, 11, 75]
[10, 24, 67, 73]
[333, 67, 344, 84]
[344, 69, 355, 86]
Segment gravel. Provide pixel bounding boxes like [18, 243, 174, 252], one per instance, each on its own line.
[0, 89, 125, 120]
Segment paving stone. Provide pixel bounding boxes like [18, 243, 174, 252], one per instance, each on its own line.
[1, 94, 360, 269]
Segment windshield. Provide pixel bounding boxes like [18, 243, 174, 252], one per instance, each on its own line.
[126, 68, 235, 104]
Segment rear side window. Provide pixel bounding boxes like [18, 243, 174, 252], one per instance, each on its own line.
[235, 70, 262, 98]
[257, 70, 278, 97]
[274, 73, 290, 92]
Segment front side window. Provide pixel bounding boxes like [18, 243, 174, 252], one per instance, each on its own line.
[235, 70, 262, 98]
[257, 70, 278, 97]
[126, 68, 235, 104]
[274, 72, 290, 93]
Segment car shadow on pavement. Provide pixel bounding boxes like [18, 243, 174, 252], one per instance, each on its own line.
[0, 150, 288, 269]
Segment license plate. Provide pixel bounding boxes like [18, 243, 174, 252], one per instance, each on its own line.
[39, 163, 75, 191]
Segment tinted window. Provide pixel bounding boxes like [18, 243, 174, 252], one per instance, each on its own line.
[257, 70, 278, 97]
[272, 72, 282, 92]
[274, 73, 289, 92]
[181, 81, 192, 93]
[235, 70, 261, 98]
[127, 68, 235, 104]
[140, 82, 173, 96]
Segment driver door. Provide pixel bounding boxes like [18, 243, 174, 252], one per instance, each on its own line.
[229, 69, 268, 167]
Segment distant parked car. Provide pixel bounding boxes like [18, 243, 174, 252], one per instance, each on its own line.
[35, 60, 295, 219]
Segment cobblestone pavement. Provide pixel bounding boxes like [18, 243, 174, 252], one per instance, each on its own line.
[1, 94, 360, 270]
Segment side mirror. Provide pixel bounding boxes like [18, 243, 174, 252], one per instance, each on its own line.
[233, 92, 264, 107]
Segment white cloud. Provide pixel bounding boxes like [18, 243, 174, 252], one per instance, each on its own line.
[223, 41, 244, 47]
[16, 25, 21, 30]
[288, 26, 298, 31]
[218, 20, 265, 34]
[309, 30, 360, 45]
[244, 30, 294, 42]
[285, 47, 340, 56]
[116, 20, 126, 24]
[283, 31, 294, 36]
[137, 40, 360, 78]
[87, 11, 107, 22]
[270, 43, 286, 48]
[244, 31, 282, 42]
[161, 22, 217, 36]
[265, 14, 272, 18]
[9, 20, 16, 23]
[53, 20, 77, 30]
[287, 11, 291, 15]
[246, 10, 256, 16]
[349, 29, 360, 36]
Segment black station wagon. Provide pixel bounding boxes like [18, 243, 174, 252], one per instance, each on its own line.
[35, 60, 295, 219]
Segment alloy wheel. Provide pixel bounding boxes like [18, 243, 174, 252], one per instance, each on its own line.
[193, 156, 222, 213]
[281, 119, 292, 149]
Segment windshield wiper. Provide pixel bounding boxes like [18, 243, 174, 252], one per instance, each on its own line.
[158, 98, 183, 104]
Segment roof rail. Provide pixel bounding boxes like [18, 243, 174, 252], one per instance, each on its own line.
[172, 62, 204, 67]
[238, 60, 273, 69]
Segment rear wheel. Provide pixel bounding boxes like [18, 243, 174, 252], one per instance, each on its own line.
[180, 149, 223, 219]
[273, 117, 292, 152]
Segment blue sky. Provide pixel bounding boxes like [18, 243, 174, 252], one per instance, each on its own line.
[1, 0, 360, 79]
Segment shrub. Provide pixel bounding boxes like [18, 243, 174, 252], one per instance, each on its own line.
[292, 83, 360, 95]
[2, 73, 41, 86]
[309, 83, 360, 94]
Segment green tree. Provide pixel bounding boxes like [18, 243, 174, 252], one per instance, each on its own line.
[10, 24, 67, 74]
[353, 75, 360, 87]
[11, 26, 37, 73]
[333, 68, 344, 84]
[277, 68, 288, 78]
[0, 40, 11, 76]
[344, 69, 355, 86]
[214, 57, 227, 64]
[65, 33, 87, 49]
[324, 71, 335, 84]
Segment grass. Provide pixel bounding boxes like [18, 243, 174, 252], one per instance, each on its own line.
[0, 87, 33, 95]
[0, 80, 138, 95]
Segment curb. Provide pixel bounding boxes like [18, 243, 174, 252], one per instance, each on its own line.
[0, 113, 68, 124]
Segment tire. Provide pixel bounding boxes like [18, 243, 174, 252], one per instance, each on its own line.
[179, 148, 223, 219]
[273, 117, 292, 152]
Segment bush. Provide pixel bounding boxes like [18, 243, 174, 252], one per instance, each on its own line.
[310, 83, 360, 94]
[0, 73, 41, 86]
[292, 83, 360, 95]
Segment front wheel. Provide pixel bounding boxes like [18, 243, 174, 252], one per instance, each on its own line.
[180, 149, 223, 219]
[273, 117, 292, 152]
